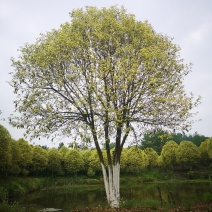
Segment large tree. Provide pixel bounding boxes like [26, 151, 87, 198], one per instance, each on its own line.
[10, 6, 200, 208]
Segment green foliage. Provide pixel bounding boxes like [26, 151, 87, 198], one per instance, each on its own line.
[203, 192, 212, 202]
[171, 132, 208, 146]
[57, 142, 64, 150]
[141, 130, 173, 154]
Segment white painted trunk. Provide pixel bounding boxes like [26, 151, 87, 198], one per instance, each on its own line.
[101, 162, 120, 208]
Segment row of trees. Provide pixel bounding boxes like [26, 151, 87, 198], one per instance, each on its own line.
[1, 125, 211, 177]
[140, 129, 208, 154]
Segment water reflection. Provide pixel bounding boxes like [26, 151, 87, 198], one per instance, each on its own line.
[17, 182, 212, 211]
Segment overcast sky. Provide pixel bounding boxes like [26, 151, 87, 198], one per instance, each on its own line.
[1, 0, 212, 147]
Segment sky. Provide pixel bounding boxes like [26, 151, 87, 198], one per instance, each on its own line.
[0, 0, 212, 148]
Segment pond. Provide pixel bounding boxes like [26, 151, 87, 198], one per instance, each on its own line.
[15, 182, 212, 211]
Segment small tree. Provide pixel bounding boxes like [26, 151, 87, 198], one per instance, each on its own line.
[17, 138, 33, 175]
[161, 141, 179, 169]
[9, 140, 21, 175]
[206, 138, 212, 159]
[48, 147, 64, 176]
[0, 125, 12, 176]
[32, 146, 48, 175]
[199, 139, 211, 166]
[123, 146, 148, 173]
[144, 147, 159, 169]
[10, 6, 200, 207]
[64, 149, 84, 174]
[176, 141, 200, 170]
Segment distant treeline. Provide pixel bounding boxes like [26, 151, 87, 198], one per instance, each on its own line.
[0, 125, 211, 177]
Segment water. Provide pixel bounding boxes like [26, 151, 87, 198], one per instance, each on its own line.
[16, 182, 212, 211]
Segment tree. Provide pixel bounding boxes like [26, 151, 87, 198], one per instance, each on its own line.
[176, 141, 200, 169]
[9, 139, 21, 175]
[0, 125, 12, 176]
[171, 132, 208, 146]
[48, 147, 63, 176]
[57, 142, 64, 150]
[205, 137, 212, 159]
[198, 139, 211, 166]
[144, 147, 159, 169]
[10, 6, 200, 207]
[59, 146, 69, 174]
[81, 149, 92, 174]
[140, 129, 173, 154]
[32, 146, 48, 175]
[17, 138, 33, 175]
[64, 149, 84, 174]
[161, 141, 179, 169]
[123, 146, 148, 173]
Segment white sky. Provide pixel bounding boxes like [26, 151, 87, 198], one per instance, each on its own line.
[0, 0, 212, 148]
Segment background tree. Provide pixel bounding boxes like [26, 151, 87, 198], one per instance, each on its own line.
[59, 146, 69, 174]
[144, 147, 159, 169]
[206, 137, 212, 159]
[0, 125, 12, 176]
[9, 139, 21, 175]
[123, 146, 148, 173]
[161, 141, 179, 169]
[198, 139, 211, 166]
[88, 150, 107, 177]
[10, 6, 200, 208]
[81, 149, 92, 175]
[32, 146, 48, 175]
[176, 141, 200, 170]
[17, 138, 33, 176]
[140, 130, 173, 154]
[171, 132, 208, 146]
[64, 149, 84, 175]
[48, 147, 64, 176]
[57, 142, 64, 150]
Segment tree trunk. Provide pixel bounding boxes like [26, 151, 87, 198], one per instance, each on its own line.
[101, 162, 120, 208]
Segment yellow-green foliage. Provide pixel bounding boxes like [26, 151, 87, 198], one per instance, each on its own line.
[48, 148, 63, 176]
[161, 141, 178, 166]
[81, 149, 92, 172]
[17, 138, 33, 174]
[176, 141, 200, 165]
[32, 146, 48, 173]
[206, 137, 212, 159]
[64, 149, 84, 174]
[9, 140, 21, 175]
[144, 148, 159, 168]
[0, 125, 12, 170]
[199, 139, 210, 163]
[88, 150, 107, 173]
[123, 146, 149, 172]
